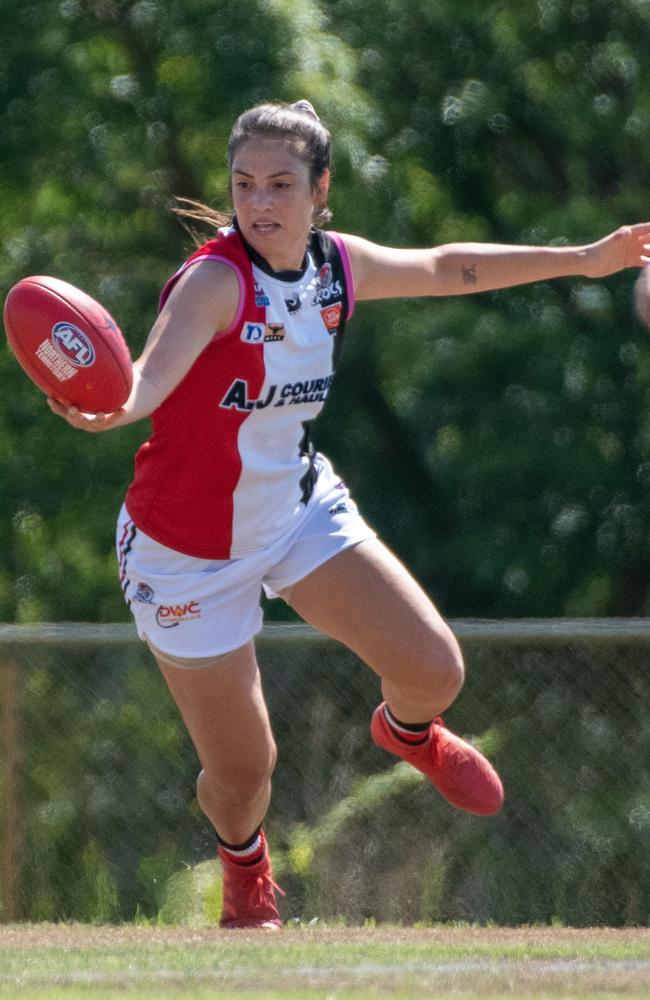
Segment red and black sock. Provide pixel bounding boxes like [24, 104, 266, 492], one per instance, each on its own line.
[217, 828, 266, 867]
[383, 704, 432, 746]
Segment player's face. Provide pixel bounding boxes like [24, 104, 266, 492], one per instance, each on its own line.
[231, 136, 327, 271]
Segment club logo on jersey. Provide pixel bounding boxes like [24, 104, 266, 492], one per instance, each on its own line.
[264, 323, 285, 342]
[254, 281, 270, 307]
[240, 321, 265, 343]
[133, 582, 155, 604]
[313, 262, 342, 306]
[155, 600, 202, 628]
[319, 263, 333, 285]
[320, 303, 342, 335]
[51, 322, 96, 367]
[285, 294, 301, 314]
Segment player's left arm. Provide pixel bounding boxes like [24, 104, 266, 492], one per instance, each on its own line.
[340, 223, 650, 301]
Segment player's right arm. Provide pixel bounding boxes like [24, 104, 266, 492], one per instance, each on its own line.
[47, 259, 240, 432]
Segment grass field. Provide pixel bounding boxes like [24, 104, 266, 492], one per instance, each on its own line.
[0, 924, 649, 999]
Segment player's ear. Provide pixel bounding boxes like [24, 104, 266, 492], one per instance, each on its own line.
[315, 169, 330, 204]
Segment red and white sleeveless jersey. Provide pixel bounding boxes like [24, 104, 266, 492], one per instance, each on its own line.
[125, 226, 355, 559]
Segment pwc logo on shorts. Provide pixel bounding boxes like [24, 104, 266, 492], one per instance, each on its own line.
[156, 600, 202, 628]
[51, 322, 96, 367]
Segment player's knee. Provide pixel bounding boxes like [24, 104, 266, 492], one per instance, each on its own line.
[196, 748, 277, 811]
[389, 626, 464, 703]
[422, 628, 465, 701]
[437, 637, 465, 699]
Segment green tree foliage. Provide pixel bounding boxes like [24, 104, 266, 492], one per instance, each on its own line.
[0, 0, 371, 622]
[3, 1, 650, 618]
[321, 0, 650, 615]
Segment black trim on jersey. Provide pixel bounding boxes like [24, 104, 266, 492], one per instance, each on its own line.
[298, 421, 318, 505]
[308, 228, 349, 367]
[331, 320, 345, 370]
[298, 230, 350, 506]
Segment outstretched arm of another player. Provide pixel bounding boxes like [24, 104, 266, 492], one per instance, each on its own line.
[343, 223, 650, 301]
[47, 259, 240, 432]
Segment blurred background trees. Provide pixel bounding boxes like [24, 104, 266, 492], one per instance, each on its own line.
[3, 0, 650, 621]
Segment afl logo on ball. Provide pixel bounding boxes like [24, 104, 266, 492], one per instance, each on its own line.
[51, 322, 96, 367]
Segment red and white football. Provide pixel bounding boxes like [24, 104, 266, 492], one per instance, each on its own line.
[3, 275, 132, 413]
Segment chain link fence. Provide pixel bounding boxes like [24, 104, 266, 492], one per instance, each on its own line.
[1, 621, 649, 926]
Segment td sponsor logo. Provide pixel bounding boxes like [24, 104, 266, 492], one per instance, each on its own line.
[156, 601, 202, 628]
[240, 321, 265, 343]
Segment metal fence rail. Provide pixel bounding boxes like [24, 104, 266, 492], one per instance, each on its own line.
[1, 620, 649, 925]
[3, 618, 650, 643]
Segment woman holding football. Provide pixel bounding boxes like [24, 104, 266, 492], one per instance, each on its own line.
[49, 100, 650, 929]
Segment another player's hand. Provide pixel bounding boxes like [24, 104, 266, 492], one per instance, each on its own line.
[46, 397, 126, 432]
[582, 222, 650, 279]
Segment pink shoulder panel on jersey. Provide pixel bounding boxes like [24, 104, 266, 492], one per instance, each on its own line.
[328, 232, 356, 320]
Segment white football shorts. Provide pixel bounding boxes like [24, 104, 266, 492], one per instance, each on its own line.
[116, 456, 376, 662]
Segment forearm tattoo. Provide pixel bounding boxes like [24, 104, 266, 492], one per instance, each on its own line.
[462, 263, 477, 285]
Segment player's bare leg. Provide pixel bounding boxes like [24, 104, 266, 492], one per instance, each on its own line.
[153, 640, 282, 927]
[282, 538, 503, 815]
[153, 640, 276, 842]
[281, 538, 463, 720]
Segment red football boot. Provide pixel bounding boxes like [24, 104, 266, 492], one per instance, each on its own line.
[371, 702, 504, 816]
[218, 832, 284, 930]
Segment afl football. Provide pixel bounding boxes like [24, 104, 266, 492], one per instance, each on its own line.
[3, 275, 132, 413]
